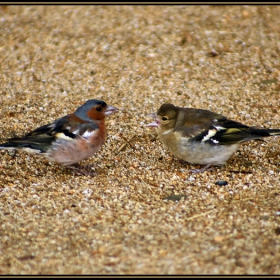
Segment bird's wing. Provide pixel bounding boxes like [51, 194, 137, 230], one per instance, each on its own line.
[176, 118, 252, 145]
[1, 116, 100, 153]
[27, 115, 99, 139]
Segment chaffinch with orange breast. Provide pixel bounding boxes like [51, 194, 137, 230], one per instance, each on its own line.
[147, 103, 280, 173]
[0, 99, 118, 173]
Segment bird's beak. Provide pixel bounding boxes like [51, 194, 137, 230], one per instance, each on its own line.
[146, 122, 159, 127]
[105, 105, 119, 116]
[146, 112, 159, 127]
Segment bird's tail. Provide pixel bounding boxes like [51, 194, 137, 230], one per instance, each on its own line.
[266, 129, 280, 136]
[0, 141, 20, 150]
[246, 128, 280, 142]
[0, 137, 50, 153]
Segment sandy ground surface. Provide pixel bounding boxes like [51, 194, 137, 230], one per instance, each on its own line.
[0, 5, 280, 275]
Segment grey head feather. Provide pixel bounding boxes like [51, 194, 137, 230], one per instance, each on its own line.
[74, 99, 107, 122]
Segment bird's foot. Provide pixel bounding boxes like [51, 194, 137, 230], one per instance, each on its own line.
[66, 164, 97, 176]
[177, 159, 191, 165]
[190, 163, 214, 174]
[177, 159, 219, 173]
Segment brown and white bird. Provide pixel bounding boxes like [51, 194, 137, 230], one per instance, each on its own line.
[0, 99, 118, 173]
[147, 103, 280, 173]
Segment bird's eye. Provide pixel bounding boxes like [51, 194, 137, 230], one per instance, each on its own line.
[162, 116, 168, 121]
[96, 107, 102, 112]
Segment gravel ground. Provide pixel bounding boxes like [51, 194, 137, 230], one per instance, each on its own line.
[0, 5, 280, 275]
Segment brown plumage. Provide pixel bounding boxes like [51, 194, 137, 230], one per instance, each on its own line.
[0, 99, 118, 173]
[147, 103, 280, 173]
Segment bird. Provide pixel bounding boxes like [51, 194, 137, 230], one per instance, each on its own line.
[0, 99, 118, 174]
[147, 103, 280, 173]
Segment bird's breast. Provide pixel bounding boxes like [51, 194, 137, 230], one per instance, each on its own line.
[159, 130, 239, 165]
[46, 132, 105, 165]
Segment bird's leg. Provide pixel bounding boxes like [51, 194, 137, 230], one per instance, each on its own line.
[177, 159, 192, 165]
[177, 158, 219, 173]
[190, 163, 215, 174]
[66, 163, 97, 176]
[177, 159, 214, 173]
